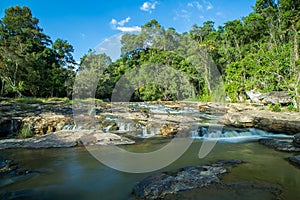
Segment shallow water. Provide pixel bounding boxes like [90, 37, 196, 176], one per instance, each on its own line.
[1, 139, 300, 200]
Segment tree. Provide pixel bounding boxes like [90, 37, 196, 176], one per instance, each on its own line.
[0, 6, 75, 97]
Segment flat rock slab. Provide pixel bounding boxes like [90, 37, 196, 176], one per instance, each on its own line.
[0, 130, 134, 149]
[133, 160, 243, 199]
[220, 110, 300, 134]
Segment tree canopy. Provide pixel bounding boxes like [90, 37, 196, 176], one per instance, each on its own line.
[1, 1, 299, 109]
[0, 6, 75, 97]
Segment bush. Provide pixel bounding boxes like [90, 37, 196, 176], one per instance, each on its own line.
[287, 103, 297, 112]
[268, 104, 281, 112]
[18, 125, 34, 138]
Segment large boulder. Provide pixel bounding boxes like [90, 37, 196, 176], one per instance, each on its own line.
[220, 110, 300, 134]
[258, 91, 292, 105]
[22, 113, 74, 135]
[245, 91, 262, 103]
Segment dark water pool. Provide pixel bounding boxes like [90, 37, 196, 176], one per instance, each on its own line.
[1, 140, 300, 199]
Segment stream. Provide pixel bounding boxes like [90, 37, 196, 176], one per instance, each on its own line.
[1, 103, 300, 199]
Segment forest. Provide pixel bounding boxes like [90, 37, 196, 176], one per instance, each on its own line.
[0, 0, 299, 106]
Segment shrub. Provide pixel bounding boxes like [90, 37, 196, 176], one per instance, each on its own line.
[18, 125, 34, 138]
[268, 104, 281, 112]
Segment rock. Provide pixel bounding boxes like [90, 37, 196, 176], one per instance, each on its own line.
[220, 110, 300, 134]
[259, 138, 300, 152]
[293, 133, 300, 147]
[22, 114, 74, 135]
[133, 160, 243, 199]
[93, 133, 135, 145]
[164, 181, 282, 199]
[0, 159, 38, 188]
[287, 155, 300, 168]
[160, 124, 178, 137]
[0, 118, 21, 138]
[245, 91, 262, 103]
[0, 130, 135, 149]
[101, 120, 119, 132]
[258, 91, 292, 105]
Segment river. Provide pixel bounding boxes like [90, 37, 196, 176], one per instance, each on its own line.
[1, 138, 300, 199]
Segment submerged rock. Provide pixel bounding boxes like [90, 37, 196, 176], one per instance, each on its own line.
[259, 138, 300, 152]
[0, 159, 37, 188]
[133, 160, 243, 199]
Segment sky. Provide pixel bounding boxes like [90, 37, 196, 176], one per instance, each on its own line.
[0, 0, 256, 62]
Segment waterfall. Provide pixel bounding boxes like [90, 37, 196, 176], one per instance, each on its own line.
[191, 126, 294, 143]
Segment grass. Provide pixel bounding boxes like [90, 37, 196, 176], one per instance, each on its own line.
[18, 103, 34, 110]
[18, 125, 34, 138]
[13, 97, 43, 104]
[1, 97, 105, 106]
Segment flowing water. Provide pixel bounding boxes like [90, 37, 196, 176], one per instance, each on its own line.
[1, 103, 300, 199]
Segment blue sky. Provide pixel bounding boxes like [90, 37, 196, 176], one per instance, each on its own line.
[0, 0, 256, 61]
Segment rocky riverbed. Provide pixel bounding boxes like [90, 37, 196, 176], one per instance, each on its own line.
[1, 100, 300, 172]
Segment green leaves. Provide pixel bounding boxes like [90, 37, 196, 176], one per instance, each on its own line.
[0, 6, 75, 98]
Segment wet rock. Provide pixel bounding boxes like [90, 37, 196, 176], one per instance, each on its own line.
[287, 155, 300, 168]
[0, 130, 135, 149]
[133, 160, 243, 199]
[293, 133, 300, 148]
[259, 138, 300, 152]
[0, 118, 21, 138]
[101, 120, 119, 132]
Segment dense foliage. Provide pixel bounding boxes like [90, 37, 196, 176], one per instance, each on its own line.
[1, 1, 299, 108]
[0, 6, 75, 97]
[79, 0, 299, 104]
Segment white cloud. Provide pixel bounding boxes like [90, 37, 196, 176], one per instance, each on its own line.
[187, 1, 203, 11]
[187, 1, 212, 11]
[110, 17, 141, 33]
[110, 18, 117, 25]
[203, 0, 213, 10]
[110, 17, 131, 26]
[116, 26, 141, 32]
[118, 17, 131, 26]
[140, 1, 158, 13]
